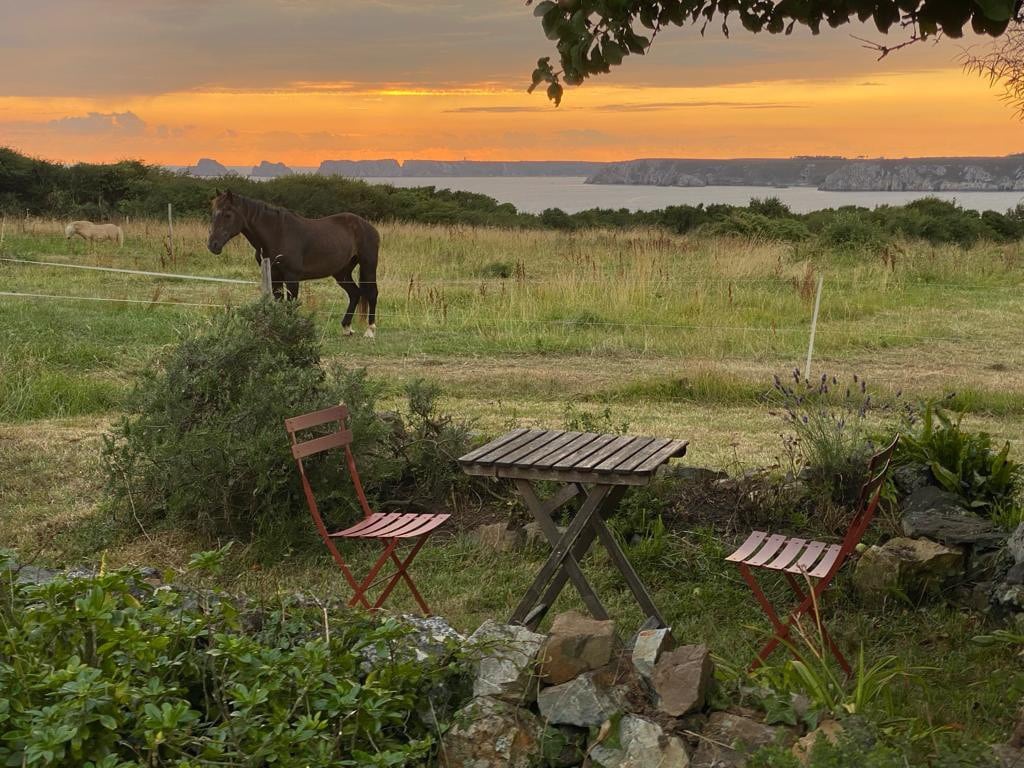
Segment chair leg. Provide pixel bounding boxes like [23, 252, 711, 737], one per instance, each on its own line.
[373, 537, 431, 614]
[738, 564, 803, 671]
[783, 572, 852, 676]
[349, 538, 399, 609]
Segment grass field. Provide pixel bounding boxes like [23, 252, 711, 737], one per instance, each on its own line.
[1, 216, 1023, 754]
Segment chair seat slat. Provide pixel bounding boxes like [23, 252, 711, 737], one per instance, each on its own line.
[744, 534, 788, 567]
[394, 514, 451, 538]
[763, 538, 807, 570]
[808, 544, 844, 578]
[786, 541, 827, 574]
[725, 531, 768, 563]
[333, 512, 403, 537]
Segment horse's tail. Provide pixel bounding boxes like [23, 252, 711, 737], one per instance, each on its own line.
[356, 218, 380, 323]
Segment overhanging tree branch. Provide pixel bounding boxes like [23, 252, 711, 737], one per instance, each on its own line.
[527, 0, 1024, 103]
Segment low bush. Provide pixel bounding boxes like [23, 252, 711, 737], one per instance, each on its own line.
[897, 400, 1021, 524]
[0, 550, 469, 767]
[102, 299, 477, 543]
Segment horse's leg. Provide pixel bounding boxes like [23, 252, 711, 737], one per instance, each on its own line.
[360, 265, 378, 339]
[335, 268, 360, 336]
[271, 263, 286, 301]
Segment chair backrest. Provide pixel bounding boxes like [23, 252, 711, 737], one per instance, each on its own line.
[284, 404, 374, 526]
[284, 405, 352, 459]
[841, 434, 899, 553]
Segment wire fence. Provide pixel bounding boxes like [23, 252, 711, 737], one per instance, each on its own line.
[2, 255, 1021, 290]
[0, 253, 1015, 346]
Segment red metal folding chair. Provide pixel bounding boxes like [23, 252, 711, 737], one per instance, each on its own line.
[285, 405, 449, 614]
[725, 436, 899, 675]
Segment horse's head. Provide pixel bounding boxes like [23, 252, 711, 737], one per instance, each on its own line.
[207, 190, 244, 254]
[64, 222, 79, 239]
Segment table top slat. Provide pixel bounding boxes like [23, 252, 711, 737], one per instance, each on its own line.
[553, 433, 618, 470]
[634, 440, 689, 473]
[470, 429, 546, 465]
[458, 428, 528, 464]
[517, 430, 584, 467]
[575, 435, 645, 471]
[530, 432, 601, 468]
[494, 430, 565, 467]
[593, 435, 659, 472]
[611, 437, 674, 473]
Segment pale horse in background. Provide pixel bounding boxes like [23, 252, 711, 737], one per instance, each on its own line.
[65, 220, 124, 246]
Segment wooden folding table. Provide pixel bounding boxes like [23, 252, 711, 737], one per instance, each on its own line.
[458, 428, 688, 629]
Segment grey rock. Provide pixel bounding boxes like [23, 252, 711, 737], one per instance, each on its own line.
[994, 744, 1024, 768]
[589, 715, 690, 768]
[901, 487, 1006, 549]
[631, 627, 674, 680]
[441, 696, 542, 768]
[692, 711, 796, 768]
[651, 644, 715, 716]
[472, 523, 524, 553]
[540, 611, 617, 685]
[1009, 522, 1024, 565]
[992, 583, 1024, 613]
[467, 620, 545, 704]
[853, 537, 964, 602]
[539, 724, 587, 768]
[1007, 562, 1024, 585]
[537, 670, 628, 727]
[523, 521, 565, 549]
[361, 614, 464, 671]
[892, 463, 934, 497]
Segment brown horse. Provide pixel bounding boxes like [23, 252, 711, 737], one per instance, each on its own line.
[206, 190, 380, 337]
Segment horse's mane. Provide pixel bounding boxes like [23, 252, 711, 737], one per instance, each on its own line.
[231, 193, 290, 218]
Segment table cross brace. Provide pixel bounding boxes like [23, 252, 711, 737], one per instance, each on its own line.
[510, 480, 667, 630]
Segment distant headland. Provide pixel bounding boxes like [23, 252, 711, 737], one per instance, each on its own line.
[172, 155, 1024, 191]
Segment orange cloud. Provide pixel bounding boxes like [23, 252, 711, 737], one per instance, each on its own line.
[2, 69, 1022, 165]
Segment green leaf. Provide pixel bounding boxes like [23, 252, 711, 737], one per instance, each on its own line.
[533, 0, 557, 17]
[602, 39, 625, 65]
[973, 0, 1015, 21]
[546, 81, 564, 106]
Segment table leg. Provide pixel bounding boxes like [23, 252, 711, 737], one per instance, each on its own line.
[509, 483, 614, 625]
[513, 480, 608, 627]
[589, 511, 668, 628]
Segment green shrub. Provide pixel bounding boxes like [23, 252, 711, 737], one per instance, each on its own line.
[817, 212, 889, 251]
[705, 211, 811, 242]
[897, 401, 1021, 522]
[0, 551, 469, 767]
[101, 300, 477, 543]
[101, 299, 355, 540]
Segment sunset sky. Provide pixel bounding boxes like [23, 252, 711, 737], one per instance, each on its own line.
[2, 0, 1022, 165]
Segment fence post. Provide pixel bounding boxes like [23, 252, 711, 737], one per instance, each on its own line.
[167, 203, 175, 264]
[0, 214, 6, 252]
[260, 257, 273, 297]
[804, 275, 824, 380]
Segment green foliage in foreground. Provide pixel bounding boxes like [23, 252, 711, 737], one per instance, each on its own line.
[0, 551, 469, 767]
[4, 146, 1024, 246]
